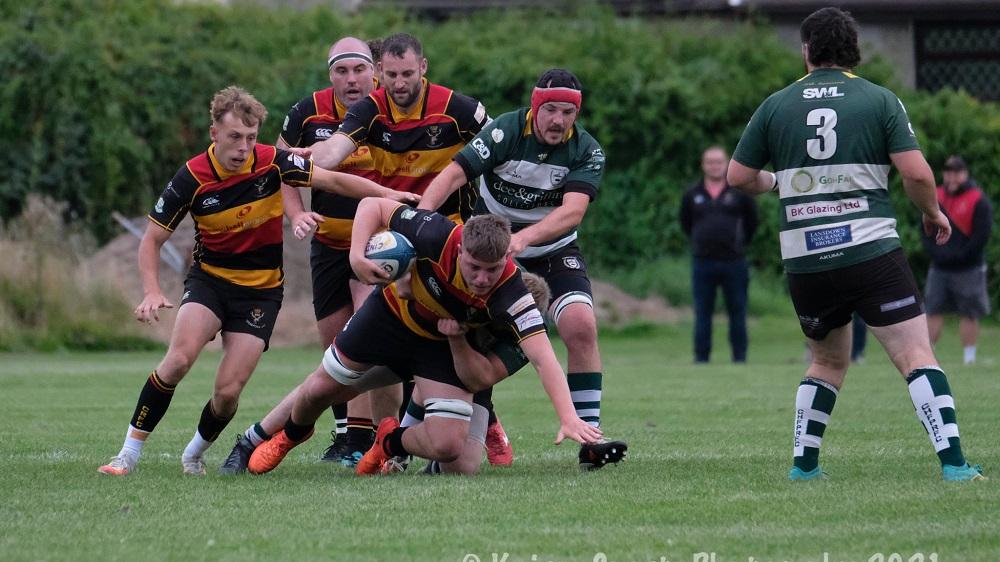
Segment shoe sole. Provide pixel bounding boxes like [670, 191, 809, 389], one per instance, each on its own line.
[579, 441, 628, 471]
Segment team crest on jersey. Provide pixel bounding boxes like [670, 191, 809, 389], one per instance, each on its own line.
[246, 307, 266, 329]
[491, 128, 505, 143]
[254, 176, 269, 196]
[563, 256, 581, 270]
[538, 152, 548, 161]
[426, 125, 443, 148]
[550, 169, 566, 186]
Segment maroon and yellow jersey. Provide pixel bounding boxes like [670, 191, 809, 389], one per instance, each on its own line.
[280, 87, 377, 249]
[338, 79, 488, 220]
[149, 144, 313, 289]
[381, 205, 546, 342]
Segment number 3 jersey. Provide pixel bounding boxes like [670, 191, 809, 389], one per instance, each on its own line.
[732, 68, 920, 273]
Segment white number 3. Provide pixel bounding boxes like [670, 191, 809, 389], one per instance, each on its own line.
[806, 108, 837, 160]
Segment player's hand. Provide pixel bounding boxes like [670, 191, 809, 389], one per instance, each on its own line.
[554, 416, 603, 445]
[394, 271, 414, 299]
[291, 211, 324, 240]
[135, 293, 173, 324]
[507, 232, 527, 258]
[349, 253, 391, 285]
[922, 209, 952, 245]
[437, 318, 468, 337]
[385, 189, 421, 205]
[285, 146, 312, 159]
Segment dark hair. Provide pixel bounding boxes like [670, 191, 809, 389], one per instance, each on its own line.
[380, 33, 422, 60]
[366, 38, 383, 62]
[800, 7, 861, 69]
[535, 68, 582, 91]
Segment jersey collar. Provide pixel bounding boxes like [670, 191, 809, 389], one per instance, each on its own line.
[388, 78, 429, 122]
[523, 109, 575, 143]
[207, 143, 256, 179]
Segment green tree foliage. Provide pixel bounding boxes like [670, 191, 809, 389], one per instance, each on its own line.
[1, 1, 997, 310]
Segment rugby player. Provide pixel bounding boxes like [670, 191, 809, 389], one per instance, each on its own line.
[219, 38, 384, 472]
[727, 7, 984, 481]
[246, 199, 602, 476]
[97, 86, 417, 476]
[418, 68, 628, 470]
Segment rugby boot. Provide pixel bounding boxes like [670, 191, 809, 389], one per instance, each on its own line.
[98, 454, 137, 476]
[578, 438, 628, 471]
[942, 463, 986, 481]
[355, 417, 399, 476]
[219, 434, 256, 475]
[788, 466, 828, 481]
[485, 416, 514, 466]
[341, 428, 376, 468]
[320, 431, 349, 463]
[248, 429, 313, 475]
[181, 455, 207, 476]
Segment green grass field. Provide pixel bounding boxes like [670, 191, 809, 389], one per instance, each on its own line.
[2, 316, 997, 562]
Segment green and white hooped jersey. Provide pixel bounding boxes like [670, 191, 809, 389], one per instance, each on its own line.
[455, 108, 605, 259]
[733, 68, 920, 273]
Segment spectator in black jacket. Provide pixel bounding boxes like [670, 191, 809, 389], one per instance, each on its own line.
[921, 155, 993, 365]
[680, 146, 758, 363]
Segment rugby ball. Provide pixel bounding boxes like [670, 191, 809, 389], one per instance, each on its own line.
[365, 231, 416, 282]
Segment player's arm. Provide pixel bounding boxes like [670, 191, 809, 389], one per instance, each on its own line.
[308, 133, 360, 170]
[349, 197, 404, 284]
[508, 192, 590, 257]
[726, 160, 778, 195]
[518, 333, 603, 445]
[310, 167, 420, 205]
[417, 161, 468, 212]
[891, 150, 951, 245]
[438, 319, 507, 393]
[277, 135, 325, 240]
[135, 222, 175, 324]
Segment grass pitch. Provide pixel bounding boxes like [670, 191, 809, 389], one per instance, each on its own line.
[2, 316, 997, 562]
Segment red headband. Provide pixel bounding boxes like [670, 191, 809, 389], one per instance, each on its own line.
[530, 87, 582, 117]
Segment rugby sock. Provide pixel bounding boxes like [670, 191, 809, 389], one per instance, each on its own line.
[128, 370, 176, 434]
[383, 427, 409, 458]
[792, 378, 838, 473]
[284, 417, 314, 443]
[346, 416, 374, 436]
[568, 372, 602, 428]
[487, 401, 497, 426]
[331, 402, 348, 436]
[401, 400, 425, 428]
[963, 346, 976, 365]
[906, 367, 966, 467]
[243, 422, 270, 447]
[195, 400, 234, 443]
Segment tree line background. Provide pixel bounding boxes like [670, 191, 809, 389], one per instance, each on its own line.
[2, 0, 998, 315]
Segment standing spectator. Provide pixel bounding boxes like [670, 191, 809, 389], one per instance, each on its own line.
[922, 155, 993, 365]
[680, 146, 758, 363]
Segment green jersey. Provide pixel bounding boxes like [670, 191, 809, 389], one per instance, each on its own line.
[732, 68, 920, 273]
[454, 108, 605, 259]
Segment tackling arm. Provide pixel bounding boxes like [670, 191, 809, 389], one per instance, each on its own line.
[509, 192, 590, 257]
[310, 133, 361, 170]
[417, 161, 469, 212]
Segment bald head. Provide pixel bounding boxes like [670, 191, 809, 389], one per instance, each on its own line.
[327, 36, 375, 106]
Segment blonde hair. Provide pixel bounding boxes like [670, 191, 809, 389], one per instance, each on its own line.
[210, 86, 267, 127]
[520, 271, 551, 313]
[462, 214, 510, 262]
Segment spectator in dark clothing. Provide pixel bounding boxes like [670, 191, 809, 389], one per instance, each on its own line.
[921, 155, 993, 365]
[680, 146, 758, 363]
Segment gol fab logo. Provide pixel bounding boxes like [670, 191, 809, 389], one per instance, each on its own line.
[791, 170, 815, 193]
[237, 205, 253, 218]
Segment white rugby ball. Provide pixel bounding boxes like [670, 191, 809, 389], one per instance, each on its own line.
[365, 230, 416, 282]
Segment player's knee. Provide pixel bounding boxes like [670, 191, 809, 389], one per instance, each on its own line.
[212, 383, 243, 410]
[321, 345, 366, 386]
[550, 291, 595, 327]
[557, 309, 598, 350]
[161, 349, 197, 379]
[424, 398, 473, 462]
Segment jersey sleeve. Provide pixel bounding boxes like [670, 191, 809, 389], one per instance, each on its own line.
[884, 92, 920, 154]
[468, 326, 530, 376]
[454, 112, 513, 180]
[488, 275, 547, 343]
[563, 136, 605, 200]
[278, 95, 313, 147]
[732, 98, 773, 170]
[447, 91, 489, 141]
[387, 205, 458, 259]
[148, 167, 198, 231]
[274, 148, 315, 187]
[337, 96, 379, 145]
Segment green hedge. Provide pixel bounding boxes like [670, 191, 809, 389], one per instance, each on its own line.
[2, 1, 998, 312]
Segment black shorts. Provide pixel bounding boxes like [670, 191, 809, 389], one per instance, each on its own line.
[517, 243, 592, 302]
[334, 291, 470, 392]
[787, 247, 924, 340]
[310, 240, 356, 321]
[182, 267, 283, 350]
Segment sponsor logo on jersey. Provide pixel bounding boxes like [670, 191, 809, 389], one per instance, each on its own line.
[237, 205, 253, 218]
[283, 115, 290, 131]
[506, 293, 535, 317]
[314, 128, 333, 139]
[474, 102, 487, 124]
[382, 132, 392, 145]
[426, 125, 443, 148]
[550, 168, 566, 186]
[537, 152, 548, 161]
[515, 309, 544, 332]
[202, 195, 221, 208]
[802, 86, 845, 99]
[288, 154, 307, 170]
[246, 307, 266, 329]
[804, 225, 852, 251]
[165, 181, 178, 197]
[181, 290, 191, 302]
[427, 277, 443, 297]
[791, 170, 815, 193]
[785, 197, 868, 222]
[471, 138, 490, 160]
[491, 128, 505, 143]
[155, 197, 165, 214]
[400, 208, 418, 220]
